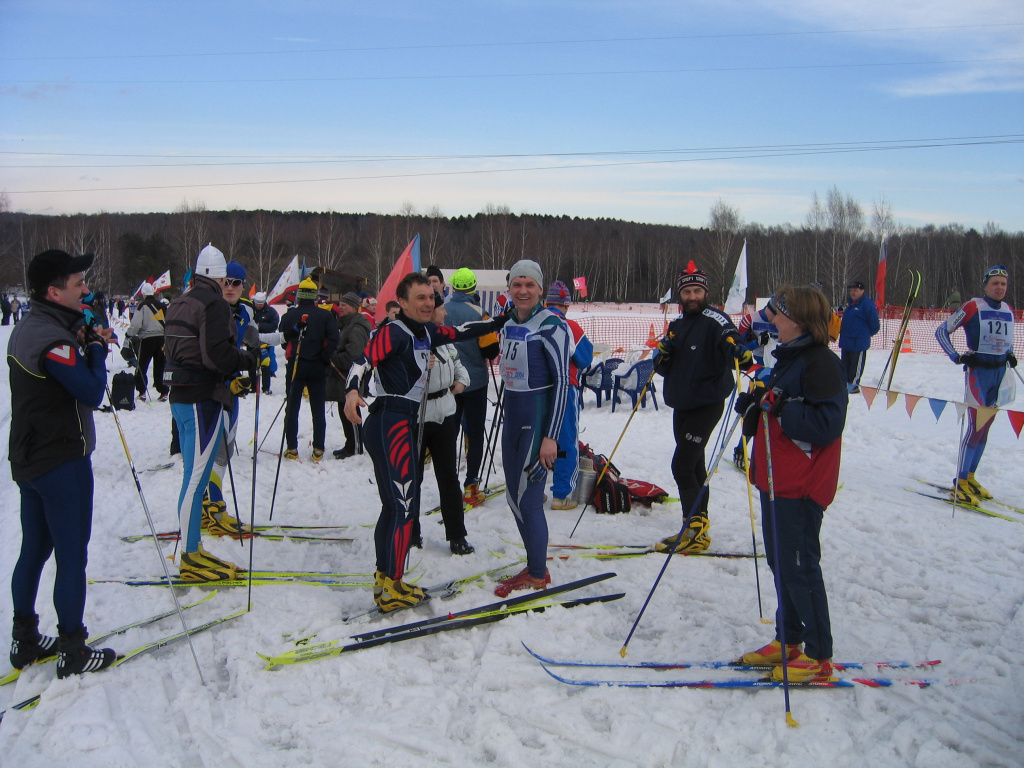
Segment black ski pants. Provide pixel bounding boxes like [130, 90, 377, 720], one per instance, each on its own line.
[670, 400, 725, 520]
[413, 413, 467, 543]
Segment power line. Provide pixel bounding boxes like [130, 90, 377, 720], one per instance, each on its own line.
[8, 136, 1023, 195]
[2, 57, 1020, 86]
[3, 135, 1022, 169]
[2, 22, 1021, 62]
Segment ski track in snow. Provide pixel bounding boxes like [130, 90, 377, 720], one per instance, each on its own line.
[1, 321, 1023, 767]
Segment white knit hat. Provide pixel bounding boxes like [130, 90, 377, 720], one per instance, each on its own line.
[195, 243, 227, 278]
[140, 282, 155, 296]
[253, 291, 268, 304]
[507, 259, 544, 288]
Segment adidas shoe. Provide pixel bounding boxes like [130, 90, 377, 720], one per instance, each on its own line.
[966, 473, 993, 500]
[551, 496, 578, 510]
[311, 448, 325, 463]
[56, 626, 117, 679]
[950, 479, 980, 506]
[769, 654, 835, 684]
[284, 449, 299, 461]
[736, 639, 802, 666]
[157, 392, 169, 402]
[463, 483, 486, 508]
[10, 614, 58, 669]
[374, 575, 427, 613]
[494, 568, 551, 598]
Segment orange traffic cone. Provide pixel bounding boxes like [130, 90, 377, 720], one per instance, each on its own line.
[646, 323, 657, 348]
[900, 328, 914, 353]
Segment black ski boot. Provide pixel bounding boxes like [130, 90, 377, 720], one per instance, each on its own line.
[733, 446, 746, 471]
[449, 538, 475, 556]
[10, 614, 58, 670]
[56, 626, 117, 679]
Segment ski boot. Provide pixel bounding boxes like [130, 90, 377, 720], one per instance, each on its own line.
[733, 446, 746, 471]
[56, 626, 117, 679]
[950, 479, 980, 506]
[179, 545, 239, 582]
[463, 482, 486, 508]
[769, 654, 835, 683]
[449, 538, 475, 556]
[654, 513, 711, 554]
[10, 614, 58, 669]
[375, 575, 427, 613]
[735, 639, 802, 666]
[283, 449, 299, 461]
[966, 473, 993, 500]
[494, 568, 551, 598]
[311, 448, 325, 463]
[202, 499, 251, 538]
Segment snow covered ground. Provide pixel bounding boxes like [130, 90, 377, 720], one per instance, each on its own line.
[1, 321, 1022, 768]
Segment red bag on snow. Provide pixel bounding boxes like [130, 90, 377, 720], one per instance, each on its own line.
[619, 478, 669, 507]
[578, 442, 631, 514]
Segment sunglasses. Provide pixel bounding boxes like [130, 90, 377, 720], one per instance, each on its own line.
[224, 279, 244, 287]
[986, 267, 1009, 278]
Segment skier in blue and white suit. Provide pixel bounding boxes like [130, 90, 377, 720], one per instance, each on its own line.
[493, 260, 572, 598]
[935, 264, 1016, 504]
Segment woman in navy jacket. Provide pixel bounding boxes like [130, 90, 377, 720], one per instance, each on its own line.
[735, 284, 848, 684]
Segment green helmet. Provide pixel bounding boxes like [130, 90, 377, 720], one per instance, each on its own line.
[451, 267, 478, 292]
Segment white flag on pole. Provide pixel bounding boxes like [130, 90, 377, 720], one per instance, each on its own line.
[151, 270, 172, 293]
[658, 287, 673, 304]
[723, 239, 747, 315]
[267, 255, 301, 304]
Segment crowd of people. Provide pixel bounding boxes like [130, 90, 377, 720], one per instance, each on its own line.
[5, 244, 1016, 686]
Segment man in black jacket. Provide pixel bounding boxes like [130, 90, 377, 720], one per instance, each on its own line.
[654, 261, 750, 554]
[252, 291, 280, 394]
[7, 249, 117, 677]
[279, 277, 340, 462]
[326, 292, 372, 459]
[164, 244, 259, 581]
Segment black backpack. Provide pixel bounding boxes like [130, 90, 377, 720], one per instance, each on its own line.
[579, 442, 632, 514]
[109, 372, 136, 411]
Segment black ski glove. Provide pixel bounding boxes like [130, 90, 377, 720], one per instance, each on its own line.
[1008, 353, 1018, 368]
[956, 351, 976, 368]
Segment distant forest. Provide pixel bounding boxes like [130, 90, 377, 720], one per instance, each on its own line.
[1, 189, 1020, 309]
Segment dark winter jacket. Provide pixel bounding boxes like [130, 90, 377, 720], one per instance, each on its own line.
[656, 306, 742, 410]
[838, 294, 880, 352]
[749, 335, 847, 508]
[254, 304, 280, 334]
[325, 311, 372, 402]
[280, 299, 340, 368]
[7, 299, 106, 481]
[444, 290, 500, 392]
[163, 275, 257, 406]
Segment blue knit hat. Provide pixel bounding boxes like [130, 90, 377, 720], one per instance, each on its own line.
[545, 280, 571, 305]
[226, 261, 246, 281]
[983, 265, 1008, 285]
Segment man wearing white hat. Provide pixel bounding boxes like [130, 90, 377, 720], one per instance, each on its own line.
[126, 281, 168, 401]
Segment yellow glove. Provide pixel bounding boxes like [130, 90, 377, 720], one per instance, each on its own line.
[229, 375, 253, 396]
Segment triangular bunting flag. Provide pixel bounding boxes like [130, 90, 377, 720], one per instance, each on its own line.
[1007, 410, 1024, 439]
[975, 407, 998, 431]
[886, 390, 900, 409]
[904, 394, 922, 418]
[928, 398, 947, 421]
[861, 386, 878, 409]
[954, 402, 968, 420]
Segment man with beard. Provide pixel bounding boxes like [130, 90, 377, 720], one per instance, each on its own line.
[654, 261, 751, 554]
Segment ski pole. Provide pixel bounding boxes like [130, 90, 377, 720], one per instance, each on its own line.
[102, 383, 206, 685]
[269, 330, 303, 521]
[734, 358, 768, 624]
[247, 382, 260, 611]
[762, 409, 798, 727]
[569, 364, 657, 538]
[619, 411, 742, 658]
[1012, 363, 1024, 387]
[481, 381, 505, 490]
[254, 398, 285, 452]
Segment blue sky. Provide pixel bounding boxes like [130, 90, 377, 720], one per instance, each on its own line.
[1, 0, 1022, 231]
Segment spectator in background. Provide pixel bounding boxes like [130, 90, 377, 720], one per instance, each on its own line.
[1, 294, 11, 325]
[837, 281, 880, 394]
[327, 292, 372, 459]
[543, 280, 594, 510]
[252, 291, 280, 395]
[126, 282, 168, 402]
[383, 301, 400, 324]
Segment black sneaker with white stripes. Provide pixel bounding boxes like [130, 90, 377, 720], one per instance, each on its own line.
[10, 613, 58, 669]
[56, 626, 117, 679]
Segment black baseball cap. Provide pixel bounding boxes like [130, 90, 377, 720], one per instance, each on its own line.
[27, 249, 94, 296]
[848, 281, 866, 290]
